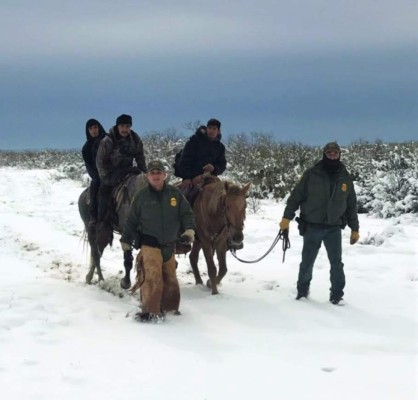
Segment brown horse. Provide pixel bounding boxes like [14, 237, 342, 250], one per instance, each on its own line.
[78, 174, 148, 288]
[189, 179, 251, 294]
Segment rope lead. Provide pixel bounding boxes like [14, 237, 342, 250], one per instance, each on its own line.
[230, 229, 291, 264]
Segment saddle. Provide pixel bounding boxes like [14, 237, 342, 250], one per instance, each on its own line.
[177, 174, 220, 207]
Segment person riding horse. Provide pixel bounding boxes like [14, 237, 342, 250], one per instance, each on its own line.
[81, 118, 106, 227]
[96, 114, 147, 228]
[178, 119, 226, 205]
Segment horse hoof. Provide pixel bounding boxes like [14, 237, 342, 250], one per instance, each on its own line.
[206, 279, 212, 288]
[120, 278, 131, 290]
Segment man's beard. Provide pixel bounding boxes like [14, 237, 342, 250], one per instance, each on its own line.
[322, 155, 341, 171]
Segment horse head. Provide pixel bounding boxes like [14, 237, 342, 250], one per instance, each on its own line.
[223, 182, 251, 250]
[190, 179, 251, 294]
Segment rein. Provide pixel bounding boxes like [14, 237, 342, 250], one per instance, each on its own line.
[230, 229, 291, 264]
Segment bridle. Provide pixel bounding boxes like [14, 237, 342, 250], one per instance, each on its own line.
[200, 190, 245, 244]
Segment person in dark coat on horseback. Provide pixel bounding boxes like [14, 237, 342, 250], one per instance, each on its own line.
[178, 118, 226, 202]
[96, 114, 147, 225]
[82, 118, 106, 226]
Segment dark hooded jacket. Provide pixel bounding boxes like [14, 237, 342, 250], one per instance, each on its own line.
[178, 127, 226, 179]
[82, 119, 106, 182]
[96, 126, 146, 186]
[283, 160, 359, 231]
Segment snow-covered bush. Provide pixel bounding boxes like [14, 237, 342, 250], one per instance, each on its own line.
[349, 142, 418, 217]
[1, 136, 417, 218]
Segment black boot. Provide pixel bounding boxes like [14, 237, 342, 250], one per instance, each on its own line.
[135, 312, 164, 323]
[329, 294, 343, 305]
[296, 286, 309, 300]
[296, 291, 309, 300]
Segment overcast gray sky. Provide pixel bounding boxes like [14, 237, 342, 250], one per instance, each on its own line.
[1, 0, 416, 149]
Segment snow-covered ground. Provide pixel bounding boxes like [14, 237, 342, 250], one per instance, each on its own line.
[0, 167, 417, 400]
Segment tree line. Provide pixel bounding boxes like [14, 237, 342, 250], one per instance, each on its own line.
[1, 133, 417, 218]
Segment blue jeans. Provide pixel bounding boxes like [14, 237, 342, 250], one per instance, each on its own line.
[297, 224, 345, 296]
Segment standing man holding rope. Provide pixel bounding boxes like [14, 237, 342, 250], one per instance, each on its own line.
[279, 142, 359, 305]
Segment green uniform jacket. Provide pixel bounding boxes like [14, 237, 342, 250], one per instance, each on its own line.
[121, 183, 195, 246]
[283, 161, 359, 231]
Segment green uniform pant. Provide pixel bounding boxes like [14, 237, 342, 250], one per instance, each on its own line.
[297, 225, 345, 297]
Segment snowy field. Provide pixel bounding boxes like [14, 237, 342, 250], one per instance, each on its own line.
[0, 167, 417, 400]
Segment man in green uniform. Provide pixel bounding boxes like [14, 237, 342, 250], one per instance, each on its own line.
[279, 142, 360, 305]
[120, 160, 195, 322]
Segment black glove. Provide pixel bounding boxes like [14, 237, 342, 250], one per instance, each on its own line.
[179, 229, 195, 244]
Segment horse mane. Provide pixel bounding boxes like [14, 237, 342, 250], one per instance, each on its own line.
[225, 182, 242, 196]
[206, 181, 242, 215]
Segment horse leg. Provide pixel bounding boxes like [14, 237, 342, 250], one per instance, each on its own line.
[215, 243, 228, 284]
[201, 244, 219, 295]
[120, 250, 133, 289]
[85, 241, 104, 283]
[94, 223, 113, 282]
[189, 240, 203, 285]
[86, 250, 96, 284]
[95, 243, 106, 282]
[86, 225, 100, 283]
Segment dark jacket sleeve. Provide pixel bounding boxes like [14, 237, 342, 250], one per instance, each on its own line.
[178, 136, 198, 179]
[96, 137, 114, 179]
[82, 142, 100, 181]
[133, 133, 147, 172]
[213, 143, 226, 176]
[345, 181, 359, 231]
[86, 163, 100, 181]
[283, 171, 309, 220]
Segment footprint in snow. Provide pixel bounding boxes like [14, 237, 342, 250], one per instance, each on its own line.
[322, 367, 337, 373]
[261, 281, 280, 290]
[229, 271, 246, 283]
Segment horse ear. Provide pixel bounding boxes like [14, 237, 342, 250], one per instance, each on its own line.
[241, 182, 251, 197]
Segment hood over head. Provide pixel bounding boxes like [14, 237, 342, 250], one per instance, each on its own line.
[194, 124, 222, 141]
[85, 119, 106, 141]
